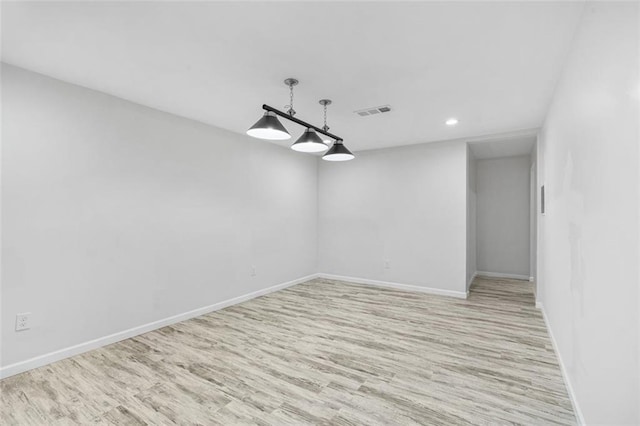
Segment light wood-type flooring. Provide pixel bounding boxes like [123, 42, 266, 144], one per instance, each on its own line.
[1, 276, 575, 425]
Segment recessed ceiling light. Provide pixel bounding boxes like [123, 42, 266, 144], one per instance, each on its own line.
[446, 118, 459, 126]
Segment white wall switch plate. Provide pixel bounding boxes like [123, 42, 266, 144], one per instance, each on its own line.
[15, 312, 31, 331]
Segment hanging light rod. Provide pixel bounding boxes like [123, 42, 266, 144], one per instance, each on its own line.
[247, 78, 354, 161]
[260, 104, 343, 142]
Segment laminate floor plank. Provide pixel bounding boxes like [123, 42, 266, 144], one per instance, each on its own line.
[1, 276, 575, 425]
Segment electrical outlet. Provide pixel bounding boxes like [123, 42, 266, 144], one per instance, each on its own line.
[384, 259, 391, 269]
[15, 313, 31, 331]
[251, 265, 256, 276]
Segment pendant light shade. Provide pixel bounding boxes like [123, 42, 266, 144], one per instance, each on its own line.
[322, 141, 355, 161]
[246, 112, 291, 140]
[291, 128, 328, 153]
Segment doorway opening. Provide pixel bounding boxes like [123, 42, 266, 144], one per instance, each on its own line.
[467, 135, 537, 302]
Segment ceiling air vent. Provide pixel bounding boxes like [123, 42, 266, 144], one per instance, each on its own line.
[355, 105, 392, 117]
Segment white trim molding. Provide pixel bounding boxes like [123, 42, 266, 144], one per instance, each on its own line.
[476, 271, 530, 281]
[467, 271, 478, 291]
[318, 273, 468, 299]
[537, 303, 585, 425]
[0, 274, 319, 379]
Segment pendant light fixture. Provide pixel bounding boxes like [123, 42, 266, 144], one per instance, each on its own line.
[318, 99, 353, 161]
[246, 111, 291, 140]
[291, 128, 328, 153]
[246, 78, 298, 141]
[323, 140, 355, 162]
[247, 78, 355, 161]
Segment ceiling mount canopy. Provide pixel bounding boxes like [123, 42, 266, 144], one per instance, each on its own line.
[247, 78, 354, 161]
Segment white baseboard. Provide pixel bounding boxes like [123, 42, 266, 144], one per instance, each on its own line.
[318, 273, 468, 299]
[467, 271, 478, 290]
[476, 271, 530, 281]
[0, 273, 319, 379]
[537, 303, 585, 425]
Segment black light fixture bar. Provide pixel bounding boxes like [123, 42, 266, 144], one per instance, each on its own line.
[262, 104, 343, 142]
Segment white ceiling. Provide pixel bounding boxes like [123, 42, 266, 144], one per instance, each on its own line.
[1, 1, 584, 152]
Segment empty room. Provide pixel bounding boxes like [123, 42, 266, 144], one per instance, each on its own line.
[1, 1, 638, 425]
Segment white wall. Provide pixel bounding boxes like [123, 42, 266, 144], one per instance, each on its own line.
[466, 146, 477, 289]
[529, 151, 537, 285]
[476, 156, 530, 277]
[1, 64, 318, 369]
[537, 2, 639, 424]
[318, 141, 468, 295]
